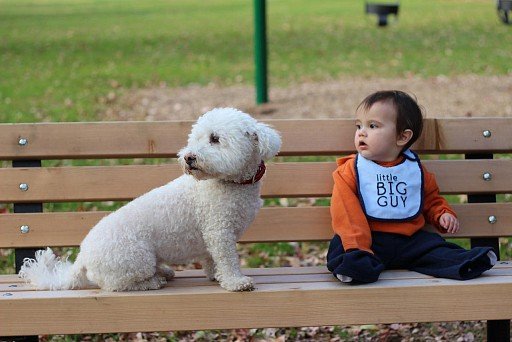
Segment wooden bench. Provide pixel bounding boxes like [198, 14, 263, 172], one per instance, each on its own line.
[1, 118, 511, 340]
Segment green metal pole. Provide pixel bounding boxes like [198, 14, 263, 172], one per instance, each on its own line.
[254, 0, 268, 104]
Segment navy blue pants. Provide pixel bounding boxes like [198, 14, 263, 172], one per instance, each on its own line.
[327, 230, 495, 284]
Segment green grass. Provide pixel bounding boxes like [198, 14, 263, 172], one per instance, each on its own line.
[1, 0, 511, 123]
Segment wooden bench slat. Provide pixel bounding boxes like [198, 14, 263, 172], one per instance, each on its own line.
[4, 264, 512, 292]
[0, 118, 511, 160]
[0, 121, 192, 160]
[4, 267, 512, 295]
[0, 164, 183, 203]
[2, 266, 328, 284]
[2, 271, 512, 335]
[6, 269, 512, 298]
[1, 159, 511, 203]
[1, 203, 511, 248]
[3, 273, 342, 293]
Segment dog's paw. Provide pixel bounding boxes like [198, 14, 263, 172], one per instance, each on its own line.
[220, 276, 254, 292]
[157, 264, 175, 280]
[203, 268, 216, 281]
[125, 275, 167, 291]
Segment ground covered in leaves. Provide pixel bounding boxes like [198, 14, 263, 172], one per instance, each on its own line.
[106, 75, 512, 122]
[40, 322, 483, 342]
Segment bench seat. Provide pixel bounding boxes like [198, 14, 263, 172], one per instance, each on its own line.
[3, 263, 512, 336]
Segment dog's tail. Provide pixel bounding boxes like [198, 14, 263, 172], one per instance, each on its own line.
[18, 248, 88, 290]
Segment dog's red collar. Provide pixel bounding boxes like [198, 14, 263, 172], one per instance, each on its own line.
[237, 161, 266, 185]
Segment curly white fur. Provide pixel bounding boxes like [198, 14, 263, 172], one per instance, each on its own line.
[19, 108, 281, 292]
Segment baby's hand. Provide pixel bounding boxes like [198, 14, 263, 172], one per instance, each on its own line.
[439, 213, 460, 234]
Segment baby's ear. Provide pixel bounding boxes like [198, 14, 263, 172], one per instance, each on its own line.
[397, 129, 413, 147]
[253, 123, 282, 161]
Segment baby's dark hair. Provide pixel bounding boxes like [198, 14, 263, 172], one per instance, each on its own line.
[357, 90, 424, 151]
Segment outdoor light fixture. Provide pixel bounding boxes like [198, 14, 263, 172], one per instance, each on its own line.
[365, 2, 399, 27]
[497, 0, 512, 24]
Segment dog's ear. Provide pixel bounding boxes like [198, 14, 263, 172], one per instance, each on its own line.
[253, 123, 281, 161]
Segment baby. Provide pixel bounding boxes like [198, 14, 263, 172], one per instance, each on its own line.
[327, 90, 496, 284]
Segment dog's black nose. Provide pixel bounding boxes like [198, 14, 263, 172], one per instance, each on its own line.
[184, 154, 196, 166]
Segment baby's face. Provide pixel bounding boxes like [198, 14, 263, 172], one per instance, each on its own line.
[354, 101, 402, 162]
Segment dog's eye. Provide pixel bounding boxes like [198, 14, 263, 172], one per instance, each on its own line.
[209, 133, 220, 144]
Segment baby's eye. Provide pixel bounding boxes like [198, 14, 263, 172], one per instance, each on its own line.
[209, 133, 220, 144]
[369, 123, 378, 129]
[355, 124, 361, 129]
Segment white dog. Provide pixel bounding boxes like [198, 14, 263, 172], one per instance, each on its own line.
[19, 108, 281, 292]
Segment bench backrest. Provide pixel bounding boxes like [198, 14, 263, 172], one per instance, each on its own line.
[1, 118, 511, 270]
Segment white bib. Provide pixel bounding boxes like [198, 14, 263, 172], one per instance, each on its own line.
[355, 149, 424, 221]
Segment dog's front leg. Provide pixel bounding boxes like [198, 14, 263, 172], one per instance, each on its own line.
[202, 228, 254, 292]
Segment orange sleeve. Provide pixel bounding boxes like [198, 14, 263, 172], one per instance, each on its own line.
[330, 156, 374, 254]
[422, 166, 457, 233]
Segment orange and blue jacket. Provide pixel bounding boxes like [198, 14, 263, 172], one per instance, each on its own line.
[330, 154, 457, 254]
